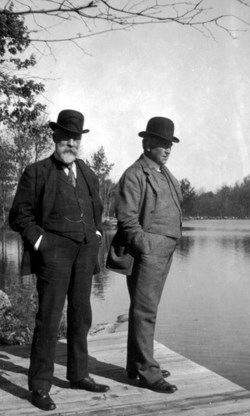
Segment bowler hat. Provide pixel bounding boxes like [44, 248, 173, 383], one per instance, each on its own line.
[49, 109, 89, 134]
[138, 117, 179, 143]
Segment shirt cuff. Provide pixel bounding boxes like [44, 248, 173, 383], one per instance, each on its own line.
[96, 231, 102, 239]
[34, 235, 43, 251]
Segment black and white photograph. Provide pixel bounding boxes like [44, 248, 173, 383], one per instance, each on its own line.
[1, 1, 250, 414]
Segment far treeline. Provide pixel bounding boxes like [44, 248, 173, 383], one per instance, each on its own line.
[180, 177, 250, 219]
[1, 3, 250, 226]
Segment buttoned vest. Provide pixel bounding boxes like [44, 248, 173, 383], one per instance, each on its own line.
[147, 169, 181, 239]
[44, 165, 96, 242]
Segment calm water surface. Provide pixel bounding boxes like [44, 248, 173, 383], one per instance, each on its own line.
[1, 219, 250, 390]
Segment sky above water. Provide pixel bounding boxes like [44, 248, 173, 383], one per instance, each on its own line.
[22, 0, 250, 192]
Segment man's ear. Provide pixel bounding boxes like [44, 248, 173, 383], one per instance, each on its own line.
[143, 137, 151, 151]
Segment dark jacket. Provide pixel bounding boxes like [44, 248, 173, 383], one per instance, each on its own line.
[9, 155, 103, 275]
[106, 155, 182, 275]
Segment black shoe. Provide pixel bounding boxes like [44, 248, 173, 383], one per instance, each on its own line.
[139, 378, 177, 394]
[31, 390, 56, 411]
[70, 376, 110, 393]
[127, 369, 171, 379]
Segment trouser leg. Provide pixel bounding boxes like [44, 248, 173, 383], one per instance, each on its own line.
[28, 276, 68, 391]
[28, 233, 78, 391]
[66, 236, 99, 381]
[126, 234, 176, 384]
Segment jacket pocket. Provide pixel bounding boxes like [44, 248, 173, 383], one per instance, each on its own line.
[131, 231, 151, 255]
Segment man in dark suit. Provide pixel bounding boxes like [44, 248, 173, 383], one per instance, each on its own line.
[9, 109, 110, 411]
[107, 117, 182, 394]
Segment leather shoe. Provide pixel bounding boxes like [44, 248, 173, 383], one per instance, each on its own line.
[70, 376, 110, 393]
[139, 378, 177, 394]
[127, 369, 171, 379]
[31, 390, 56, 411]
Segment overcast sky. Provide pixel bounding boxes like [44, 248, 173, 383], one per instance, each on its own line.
[25, 1, 250, 192]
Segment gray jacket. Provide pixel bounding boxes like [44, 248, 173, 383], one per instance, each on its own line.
[106, 154, 182, 275]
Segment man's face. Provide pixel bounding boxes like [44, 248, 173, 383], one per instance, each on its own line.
[145, 136, 173, 166]
[53, 129, 82, 165]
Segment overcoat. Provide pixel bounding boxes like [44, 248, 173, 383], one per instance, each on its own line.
[106, 155, 182, 275]
[9, 155, 103, 275]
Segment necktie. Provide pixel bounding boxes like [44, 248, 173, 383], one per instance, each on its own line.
[68, 163, 76, 187]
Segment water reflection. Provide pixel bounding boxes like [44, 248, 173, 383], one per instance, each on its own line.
[92, 230, 114, 299]
[175, 235, 195, 259]
[220, 235, 250, 255]
[0, 231, 22, 290]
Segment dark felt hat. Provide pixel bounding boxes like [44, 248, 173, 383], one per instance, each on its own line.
[49, 109, 89, 134]
[138, 117, 179, 143]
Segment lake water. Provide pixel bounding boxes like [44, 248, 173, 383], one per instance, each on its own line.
[1, 219, 250, 391]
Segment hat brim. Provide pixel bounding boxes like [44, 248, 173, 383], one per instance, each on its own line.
[49, 121, 89, 135]
[138, 131, 179, 143]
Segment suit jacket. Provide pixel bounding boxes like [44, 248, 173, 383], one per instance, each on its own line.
[106, 154, 182, 275]
[9, 155, 103, 275]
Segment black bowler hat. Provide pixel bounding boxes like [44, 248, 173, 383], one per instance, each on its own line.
[49, 109, 90, 134]
[138, 117, 179, 143]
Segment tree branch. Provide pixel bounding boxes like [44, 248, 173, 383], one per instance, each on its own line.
[0, 0, 249, 49]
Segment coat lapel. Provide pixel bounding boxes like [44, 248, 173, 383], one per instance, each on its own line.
[161, 166, 182, 213]
[138, 155, 182, 214]
[138, 157, 158, 196]
[41, 157, 58, 225]
[76, 159, 103, 231]
[76, 159, 95, 195]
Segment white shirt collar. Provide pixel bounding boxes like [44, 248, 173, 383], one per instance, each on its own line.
[64, 161, 77, 177]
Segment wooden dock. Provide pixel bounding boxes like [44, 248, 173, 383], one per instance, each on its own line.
[1, 331, 250, 415]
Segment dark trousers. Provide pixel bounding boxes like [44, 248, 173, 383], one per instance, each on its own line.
[28, 232, 99, 392]
[126, 233, 177, 384]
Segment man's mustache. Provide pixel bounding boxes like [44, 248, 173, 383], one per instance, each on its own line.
[62, 149, 77, 155]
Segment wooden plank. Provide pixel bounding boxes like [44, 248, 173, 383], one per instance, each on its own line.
[1, 331, 250, 415]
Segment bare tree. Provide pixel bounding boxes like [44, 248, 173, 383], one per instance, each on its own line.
[0, 0, 249, 54]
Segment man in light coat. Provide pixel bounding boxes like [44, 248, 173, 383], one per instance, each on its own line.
[107, 116, 182, 393]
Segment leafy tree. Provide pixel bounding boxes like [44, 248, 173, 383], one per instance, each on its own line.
[0, 9, 47, 174]
[0, 2, 30, 63]
[8, 110, 53, 179]
[87, 146, 114, 180]
[0, 142, 16, 226]
[180, 178, 196, 217]
[229, 176, 250, 218]
[0, 2, 50, 183]
[241, 175, 250, 215]
[194, 191, 218, 218]
[185, 175, 250, 219]
[216, 185, 231, 217]
[31, 118, 54, 163]
[86, 146, 116, 217]
[0, 117, 52, 225]
[0, 2, 36, 100]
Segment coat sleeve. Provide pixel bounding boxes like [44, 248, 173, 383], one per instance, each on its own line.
[116, 168, 150, 255]
[77, 159, 103, 234]
[9, 164, 44, 246]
